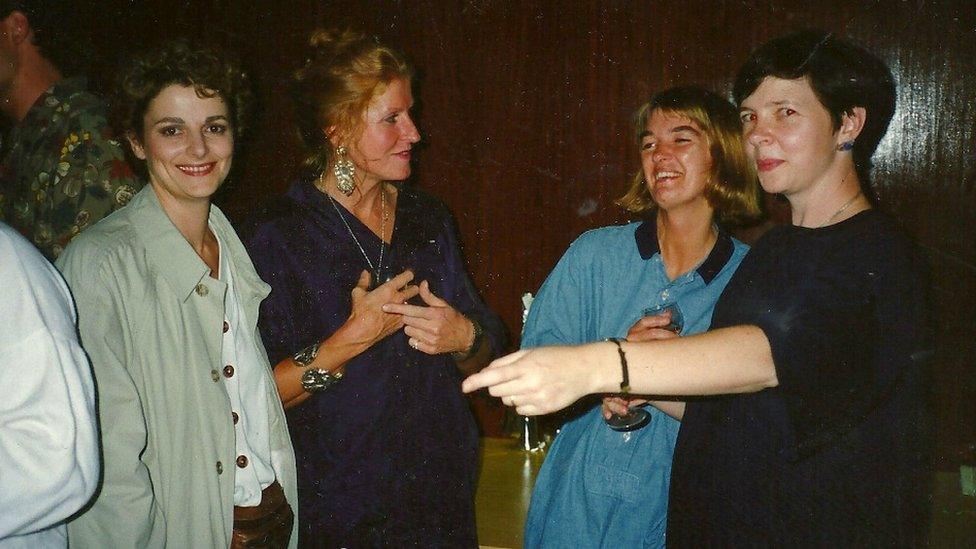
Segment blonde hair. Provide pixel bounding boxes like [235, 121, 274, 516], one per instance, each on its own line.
[291, 29, 413, 175]
[617, 86, 760, 228]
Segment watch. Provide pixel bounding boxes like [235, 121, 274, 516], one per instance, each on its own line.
[300, 368, 344, 393]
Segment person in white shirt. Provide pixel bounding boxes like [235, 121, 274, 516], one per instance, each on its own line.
[0, 221, 98, 548]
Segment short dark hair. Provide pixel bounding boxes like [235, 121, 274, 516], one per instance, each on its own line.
[116, 39, 252, 143]
[0, 0, 74, 73]
[733, 30, 895, 185]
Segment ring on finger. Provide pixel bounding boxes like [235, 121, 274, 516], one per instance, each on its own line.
[410, 339, 419, 350]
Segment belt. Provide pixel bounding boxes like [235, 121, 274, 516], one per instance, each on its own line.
[231, 480, 293, 548]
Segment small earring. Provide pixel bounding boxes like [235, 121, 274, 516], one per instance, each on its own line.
[333, 146, 356, 196]
[837, 140, 855, 152]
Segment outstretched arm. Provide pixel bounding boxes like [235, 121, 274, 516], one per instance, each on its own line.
[462, 325, 777, 416]
[602, 311, 685, 420]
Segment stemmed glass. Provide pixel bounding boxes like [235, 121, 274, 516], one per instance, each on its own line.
[604, 302, 684, 432]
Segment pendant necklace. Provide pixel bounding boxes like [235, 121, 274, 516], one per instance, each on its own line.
[818, 190, 862, 228]
[321, 179, 388, 288]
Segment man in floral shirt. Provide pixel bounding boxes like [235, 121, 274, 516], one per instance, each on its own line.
[0, 2, 141, 260]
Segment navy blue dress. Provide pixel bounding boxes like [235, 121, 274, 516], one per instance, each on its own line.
[243, 177, 506, 547]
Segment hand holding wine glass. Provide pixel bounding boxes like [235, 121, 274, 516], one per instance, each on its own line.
[603, 302, 684, 431]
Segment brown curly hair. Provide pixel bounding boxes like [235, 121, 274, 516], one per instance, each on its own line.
[291, 29, 413, 175]
[116, 39, 251, 143]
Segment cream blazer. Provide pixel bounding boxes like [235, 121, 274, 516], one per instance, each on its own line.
[58, 187, 298, 548]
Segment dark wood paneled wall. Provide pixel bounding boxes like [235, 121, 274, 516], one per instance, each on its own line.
[80, 0, 974, 466]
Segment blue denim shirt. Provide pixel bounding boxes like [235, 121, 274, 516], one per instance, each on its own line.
[522, 219, 748, 548]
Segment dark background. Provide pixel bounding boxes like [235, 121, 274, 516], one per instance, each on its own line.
[74, 1, 973, 469]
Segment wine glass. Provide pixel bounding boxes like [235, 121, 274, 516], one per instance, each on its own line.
[605, 302, 684, 432]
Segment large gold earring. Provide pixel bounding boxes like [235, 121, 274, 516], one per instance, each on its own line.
[333, 146, 356, 196]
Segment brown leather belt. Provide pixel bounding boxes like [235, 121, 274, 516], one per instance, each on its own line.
[231, 480, 293, 548]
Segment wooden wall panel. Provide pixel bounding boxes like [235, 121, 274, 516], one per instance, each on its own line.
[79, 0, 975, 464]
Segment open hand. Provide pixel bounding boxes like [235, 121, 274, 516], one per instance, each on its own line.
[345, 270, 419, 347]
[382, 280, 474, 355]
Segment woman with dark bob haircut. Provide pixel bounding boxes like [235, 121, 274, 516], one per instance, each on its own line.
[59, 40, 298, 548]
[522, 86, 758, 548]
[464, 30, 932, 545]
[244, 29, 506, 546]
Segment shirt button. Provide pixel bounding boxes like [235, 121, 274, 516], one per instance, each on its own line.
[232, 411, 239, 425]
[210, 369, 220, 382]
[236, 455, 249, 468]
[216, 461, 223, 474]
[223, 364, 235, 378]
[661, 290, 669, 299]
[195, 283, 209, 296]
[223, 321, 229, 333]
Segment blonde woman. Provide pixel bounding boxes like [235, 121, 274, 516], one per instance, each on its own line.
[521, 86, 758, 548]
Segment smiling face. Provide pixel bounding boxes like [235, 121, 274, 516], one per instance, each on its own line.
[640, 109, 714, 214]
[738, 77, 842, 198]
[128, 84, 233, 205]
[344, 77, 420, 186]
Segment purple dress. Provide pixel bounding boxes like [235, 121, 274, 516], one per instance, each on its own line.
[243, 177, 506, 548]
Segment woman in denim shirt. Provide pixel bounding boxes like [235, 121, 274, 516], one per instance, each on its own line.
[522, 86, 759, 548]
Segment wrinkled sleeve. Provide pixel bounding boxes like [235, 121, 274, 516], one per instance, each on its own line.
[246, 221, 303, 365]
[48, 123, 142, 259]
[521, 236, 591, 348]
[57, 247, 166, 548]
[436, 211, 508, 359]
[0, 303, 97, 539]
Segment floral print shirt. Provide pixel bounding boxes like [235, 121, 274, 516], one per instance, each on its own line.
[0, 77, 141, 260]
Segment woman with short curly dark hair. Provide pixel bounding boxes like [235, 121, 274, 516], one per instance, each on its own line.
[115, 40, 252, 143]
[58, 40, 299, 548]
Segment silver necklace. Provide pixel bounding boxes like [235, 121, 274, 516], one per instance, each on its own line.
[818, 191, 862, 228]
[322, 180, 388, 286]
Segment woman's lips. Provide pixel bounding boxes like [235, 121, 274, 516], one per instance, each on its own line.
[756, 158, 784, 172]
[394, 150, 411, 160]
[177, 162, 217, 176]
